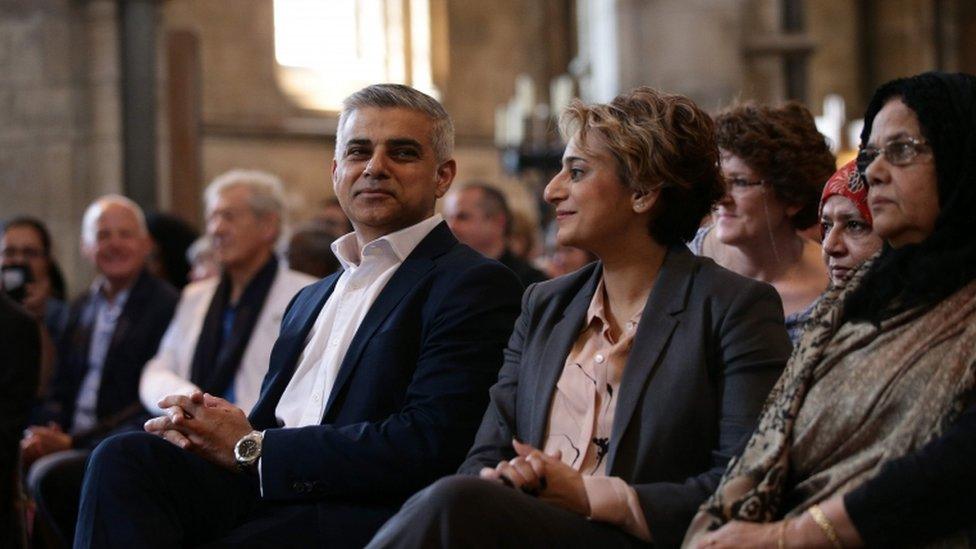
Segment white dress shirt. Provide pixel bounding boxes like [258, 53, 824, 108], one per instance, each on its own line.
[274, 214, 443, 428]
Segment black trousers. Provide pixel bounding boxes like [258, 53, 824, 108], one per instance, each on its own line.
[73, 432, 319, 548]
[367, 475, 651, 549]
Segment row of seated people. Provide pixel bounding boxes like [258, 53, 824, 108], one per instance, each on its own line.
[2, 71, 973, 548]
[1, 155, 557, 548]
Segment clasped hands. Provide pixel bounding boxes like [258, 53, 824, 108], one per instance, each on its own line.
[144, 391, 253, 471]
[479, 439, 590, 516]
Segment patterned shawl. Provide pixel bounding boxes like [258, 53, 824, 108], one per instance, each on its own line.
[683, 258, 976, 547]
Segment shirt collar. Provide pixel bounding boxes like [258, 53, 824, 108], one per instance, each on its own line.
[586, 276, 644, 339]
[331, 214, 443, 270]
[89, 276, 133, 308]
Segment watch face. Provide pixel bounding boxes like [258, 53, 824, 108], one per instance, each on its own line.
[239, 438, 258, 459]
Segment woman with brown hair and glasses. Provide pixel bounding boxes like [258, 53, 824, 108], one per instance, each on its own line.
[690, 103, 835, 344]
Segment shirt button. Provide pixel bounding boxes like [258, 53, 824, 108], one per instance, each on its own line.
[627, 321, 637, 331]
[312, 393, 321, 403]
[330, 339, 339, 347]
[594, 354, 605, 364]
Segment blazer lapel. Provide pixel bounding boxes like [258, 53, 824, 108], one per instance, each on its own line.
[249, 274, 339, 426]
[605, 246, 694, 471]
[104, 271, 151, 365]
[321, 223, 454, 420]
[526, 265, 602, 447]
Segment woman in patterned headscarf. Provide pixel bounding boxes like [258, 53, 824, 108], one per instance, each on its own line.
[684, 71, 976, 548]
[819, 160, 883, 286]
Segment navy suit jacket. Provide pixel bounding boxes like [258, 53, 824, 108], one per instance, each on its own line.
[249, 222, 523, 506]
[461, 246, 792, 547]
[47, 270, 177, 447]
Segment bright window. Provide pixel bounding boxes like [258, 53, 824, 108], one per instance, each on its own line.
[274, 0, 437, 112]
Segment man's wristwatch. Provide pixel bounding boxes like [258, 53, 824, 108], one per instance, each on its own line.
[234, 430, 264, 472]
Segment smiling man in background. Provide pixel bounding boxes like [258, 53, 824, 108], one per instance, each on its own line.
[24, 195, 178, 546]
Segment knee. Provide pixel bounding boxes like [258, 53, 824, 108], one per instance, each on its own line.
[413, 475, 500, 519]
[87, 431, 167, 478]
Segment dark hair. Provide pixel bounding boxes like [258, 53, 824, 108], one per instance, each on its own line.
[146, 213, 199, 289]
[560, 87, 724, 245]
[844, 72, 976, 323]
[714, 102, 836, 230]
[287, 223, 340, 278]
[1, 216, 67, 299]
[457, 182, 512, 236]
[337, 83, 454, 162]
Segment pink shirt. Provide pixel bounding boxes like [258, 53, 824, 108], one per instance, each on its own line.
[543, 277, 652, 541]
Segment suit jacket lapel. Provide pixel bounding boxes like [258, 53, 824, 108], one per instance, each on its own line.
[527, 265, 602, 447]
[605, 246, 694, 472]
[104, 270, 151, 366]
[249, 274, 339, 427]
[321, 224, 454, 419]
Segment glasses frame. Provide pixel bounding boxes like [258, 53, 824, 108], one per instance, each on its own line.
[723, 176, 767, 196]
[856, 136, 931, 177]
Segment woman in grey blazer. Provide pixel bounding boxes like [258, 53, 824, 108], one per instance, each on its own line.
[368, 87, 792, 549]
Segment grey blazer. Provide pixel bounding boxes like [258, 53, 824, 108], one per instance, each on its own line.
[460, 245, 792, 548]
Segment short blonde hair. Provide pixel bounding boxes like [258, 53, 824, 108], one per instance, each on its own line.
[559, 87, 723, 245]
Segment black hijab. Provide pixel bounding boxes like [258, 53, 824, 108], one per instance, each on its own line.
[845, 72, 976, 323]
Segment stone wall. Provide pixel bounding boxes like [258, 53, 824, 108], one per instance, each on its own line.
[0, 0, 122, 293]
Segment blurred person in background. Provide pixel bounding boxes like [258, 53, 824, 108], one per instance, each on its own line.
[146, 212, 200, 290]
[138, 170, 315, 417]
[314, 196, 354, 236]
[24, 195, 178, 547]
[286, 221, 340, 278]
[1, 217, 69, 398]
[444, 182, 547, 286]
[546, 245, 597, 278]
[819, 160, 883, 286]
[690, 102, 834, 344]
[507, 209, 542, 263]
[186, 235, 219, 282]
[0, 293, 40, 548]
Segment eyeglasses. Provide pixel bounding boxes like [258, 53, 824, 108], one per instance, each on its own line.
[856, 137, 931, 175]
[1, 247, 44, 261]
[723, 177, 766, 196]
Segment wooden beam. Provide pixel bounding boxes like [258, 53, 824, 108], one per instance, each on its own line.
[166, 29, 203, 227]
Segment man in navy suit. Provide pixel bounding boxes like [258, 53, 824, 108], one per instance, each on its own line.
[74, 84, 523, 548]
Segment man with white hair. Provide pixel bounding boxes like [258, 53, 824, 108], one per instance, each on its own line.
[139, 170, 315, 416]
[24, 195, 178, 546]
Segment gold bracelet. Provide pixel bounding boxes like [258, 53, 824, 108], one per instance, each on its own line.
[809, 504, 844, 549]
[778, 518, 789, 549]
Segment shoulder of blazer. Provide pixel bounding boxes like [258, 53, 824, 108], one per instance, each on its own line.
[129, 270, 179, 311]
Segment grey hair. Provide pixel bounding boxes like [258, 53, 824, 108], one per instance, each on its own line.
[335, 83, 454, 162]
[204, 169, 285, 234]
[81, 194, 148, 248]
